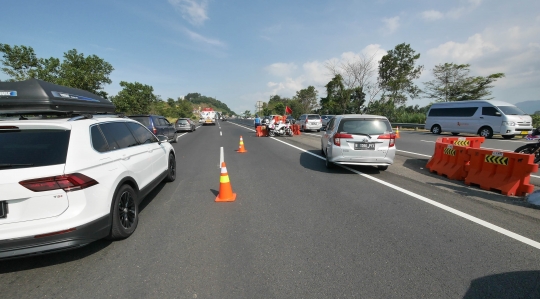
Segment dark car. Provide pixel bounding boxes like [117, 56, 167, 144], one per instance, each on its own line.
[128, 115, 177, 143]
[175, 118, 196, 132]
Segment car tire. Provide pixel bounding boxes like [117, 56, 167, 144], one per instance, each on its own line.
[377, 165, 389, 171]
[325, 153, 334, 169]
[502, 135, 514, 139]
[108, 184, 139, 240]
[478, 126, 493, 139]
[165, 153, 176, 182]
[451, 132, 459, 136]
[317, 129, 320, 132]
[171, 132, 178, 143]
[301, 126, 304, 132]
[431, 125, 442, 135]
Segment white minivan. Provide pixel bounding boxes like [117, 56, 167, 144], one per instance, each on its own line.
[424, 100, 533, 139]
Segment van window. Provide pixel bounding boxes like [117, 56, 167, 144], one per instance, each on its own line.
[482, 107, 500, 116]
[497, 106, 526, 115]
[99, 122, 139, 150]
[0, 129, 71, 168]
[428, 107, 478, 117]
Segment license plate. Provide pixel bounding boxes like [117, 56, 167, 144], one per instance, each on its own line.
[310, 122, 317, 125]
[354, 143, 375, 150]
[521, 131, 529, 135]
[0, 201, 7, 218]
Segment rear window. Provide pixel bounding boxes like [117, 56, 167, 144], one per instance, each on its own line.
[129, 116, 151, 127]
[0, 129, 70, 168]
[337, 119, 392, 135]
[307, 115, 320, 120]
[177, 119, 189, 124]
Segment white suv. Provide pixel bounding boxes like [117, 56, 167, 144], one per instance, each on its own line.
[297, 114, 322, 132]
[0, 115, 176, 259]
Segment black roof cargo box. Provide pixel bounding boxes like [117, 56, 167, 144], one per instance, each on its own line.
[0, 79, 115, 115]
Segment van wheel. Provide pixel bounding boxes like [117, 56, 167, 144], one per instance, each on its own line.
[451, 132, 459, 136]
[479, 127, 493, 139]
[377, 165, 388, 171]
[431, 125, 442, 135]
[108, 184, 138, 240]
[502, 135, 514, 139]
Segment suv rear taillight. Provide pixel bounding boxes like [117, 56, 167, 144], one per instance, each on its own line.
[152, 127, 157, 134]
[333, 133, 353, 146]
[378, 133, 396, 147]
[19, 173, 98, 192]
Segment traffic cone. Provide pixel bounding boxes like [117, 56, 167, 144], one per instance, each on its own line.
[395, 126, 401, 139]
[215, 162, 236, 202]
[236, 135, 247, 153]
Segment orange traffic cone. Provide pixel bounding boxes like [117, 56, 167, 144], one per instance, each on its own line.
[215, 162, 236, 202]
[395, 126, 401, 139]
[236, 135, 247, 153]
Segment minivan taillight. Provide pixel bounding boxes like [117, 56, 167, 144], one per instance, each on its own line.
[152, 127, 157, 134]
[333, 133, 353, 146]
[378, 133, 396, 147]
[19, 173, 98, 192]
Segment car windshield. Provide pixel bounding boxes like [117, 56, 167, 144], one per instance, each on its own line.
[0, 129, 71, 168]
[497, 106, 526, 115]
[337, 119, 392, 135]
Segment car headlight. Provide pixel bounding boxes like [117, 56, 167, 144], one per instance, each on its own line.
[502, 121, 515, 126]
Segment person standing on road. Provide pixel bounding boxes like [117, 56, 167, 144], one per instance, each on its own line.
[254, 114, 261, 130]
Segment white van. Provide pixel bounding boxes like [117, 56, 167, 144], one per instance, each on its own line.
[424, 100, 533, 139]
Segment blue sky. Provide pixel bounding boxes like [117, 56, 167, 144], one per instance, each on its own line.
[1, 0, 539, 114]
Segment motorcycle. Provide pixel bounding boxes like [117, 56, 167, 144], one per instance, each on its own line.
[514, 127, 540, 165]
[268, 121, 293, 137]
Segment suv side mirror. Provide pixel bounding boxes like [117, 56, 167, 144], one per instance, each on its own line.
[157, 135, 169, 143]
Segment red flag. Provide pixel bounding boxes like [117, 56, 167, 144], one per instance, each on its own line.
[285, 106, 293, 114]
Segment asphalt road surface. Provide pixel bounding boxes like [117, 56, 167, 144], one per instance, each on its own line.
[1, 119, 539, 298]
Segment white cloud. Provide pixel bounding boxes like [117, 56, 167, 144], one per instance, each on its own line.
[181, 27, 224, 46]
[265, 63, 298, 77]
[422, 10, 444, 21]
[422, 0, 482, 21]
[168, 0, 209, 26]
[382, 16, 400, 34]
[262, 44, 387, 98]
[427, 33, 498, 63]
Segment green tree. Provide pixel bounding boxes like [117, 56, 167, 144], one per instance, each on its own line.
[320, 74, 350, 114]
[378, 43, 423, 105]
[423, 63, 504, 102]
[273, 102, 285, 114]
[294, 86, 319, 114]
[243, 110, 251, 118]
[0, 44, 113, 98]
[110, 81, 158, 114]
[176, 98, 194, 118]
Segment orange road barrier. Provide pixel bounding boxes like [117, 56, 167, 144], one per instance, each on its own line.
[215, 162, 236, 202]
[395, 127, 400, 139]
[237, 135, 247, 153]
[256, 126, 263, 137]
[437, 136, 485, 148]
[464, 149, 539, 196]
[426, 142, 470, 181]
[292, 124, 301, 135]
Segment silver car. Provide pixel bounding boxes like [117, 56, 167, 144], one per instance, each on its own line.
[321, 114, 396, 170]
[321, 115, 335, 129]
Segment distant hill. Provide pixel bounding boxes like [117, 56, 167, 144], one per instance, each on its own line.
[515, 100, 540, 114]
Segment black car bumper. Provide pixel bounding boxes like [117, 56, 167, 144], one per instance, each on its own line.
[0, 215, 110, 260]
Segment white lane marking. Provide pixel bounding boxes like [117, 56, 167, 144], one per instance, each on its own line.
[304, 132, 322, 137]
[421, 140, 435, 143]
[220, 131, 222, 136]
[397, 150, 432, 158]
[219, 146, 224, 168]
[175, 132, 188, 142]
[269, 137, 540, 250]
